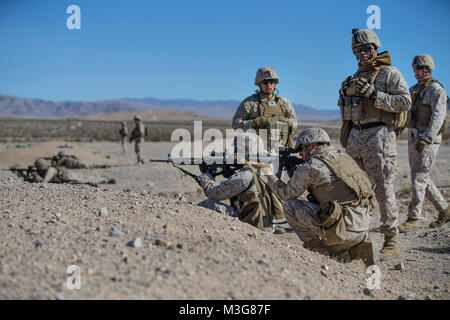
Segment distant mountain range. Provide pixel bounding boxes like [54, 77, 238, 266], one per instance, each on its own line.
[0, 93, 340, 120]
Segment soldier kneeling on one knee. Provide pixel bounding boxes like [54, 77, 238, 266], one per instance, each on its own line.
[267, 127, 379, 266]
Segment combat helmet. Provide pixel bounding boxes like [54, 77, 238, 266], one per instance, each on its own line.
[412, 54, 435, 70]
[34, 158, 49, 170]
[255, 67, 279, 86]
[295, 127, 331, 148]
[133, 115, 141, 121]
[57, 151, 67, 157]
[351, 28, 382, 53]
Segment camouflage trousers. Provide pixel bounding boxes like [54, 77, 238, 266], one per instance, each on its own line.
[135, 140, 143, 162]
[408, 134, 448, 220]
[197, 198, 238, 217]
[346, 125, 398, 236]
[283, 199, 367, 254]
[121, 136, 127, 153]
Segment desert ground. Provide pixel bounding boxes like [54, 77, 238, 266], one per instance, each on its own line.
[0, 121, 449, 300]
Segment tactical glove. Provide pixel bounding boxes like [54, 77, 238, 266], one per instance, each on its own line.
[340, 76, 352, 96]
[355, 78, 376, 98]
[253, 116, 269, 128]
[416, 140, 429, 153]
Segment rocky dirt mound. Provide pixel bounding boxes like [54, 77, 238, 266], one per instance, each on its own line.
[0, 177, 376, 300]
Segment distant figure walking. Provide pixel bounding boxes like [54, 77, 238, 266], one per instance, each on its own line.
[119, 121, 128, 154]
[129, 115, 146, 164]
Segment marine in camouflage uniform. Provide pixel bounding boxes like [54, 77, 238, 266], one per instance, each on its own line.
[197, 137, 285, 232]
[338, 29, 411, 261]
[130, 115, 146, 164]
[267, 128, 378, 266]
[119, 121, 128, 154]
[29, 159, 115, 187]
[232, 67, 298, 148]
[52, 151, 90, 169]
[399, 54, 449, 232]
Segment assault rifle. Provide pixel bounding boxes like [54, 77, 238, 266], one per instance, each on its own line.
[149, 147, 304, 184]
[6, 166, 39, 180]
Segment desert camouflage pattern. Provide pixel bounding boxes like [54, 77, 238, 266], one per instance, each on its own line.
[130, 123, 146, 163]
[338, 65, 411, 121]
[197, 167, 256, 208]
[351, 29, 381, 50]
[410, 81, 447, 144]
[412, 54, 435, 70]
[282, 199, 367, 254]
[232, 93, 298, 132]
[408, 130, 448, 220]
[267, 146, 370, 252]
[197, 198, 238, 217]
[345, 125, 399, 236]
[31, 167, 111, 186]
[57, 157, 90, 169]
[254, 67, 279, 85]
[119, 126, 128, 153]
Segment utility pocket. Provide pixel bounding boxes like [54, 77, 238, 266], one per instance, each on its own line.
[316, 200, 348, 246]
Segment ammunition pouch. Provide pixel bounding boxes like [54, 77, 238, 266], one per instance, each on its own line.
[316, 200, 348, 246]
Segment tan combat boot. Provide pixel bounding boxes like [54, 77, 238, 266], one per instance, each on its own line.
[350, 236, 379, 266]
[429, 207, 450, 228]
[379, 235, 400, 261]
[398, 218, 420, 233]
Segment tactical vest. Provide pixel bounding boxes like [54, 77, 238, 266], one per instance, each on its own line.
[237, 164, 284, 230]
[249, 93, 293, 147]
[410, 78, 450, 134]
[119, 128, 128, 137]
[311, 150, 374, 207]
[341, 67, 407, 128]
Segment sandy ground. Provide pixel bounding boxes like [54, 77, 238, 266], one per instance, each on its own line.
[0, 139, 449, 300]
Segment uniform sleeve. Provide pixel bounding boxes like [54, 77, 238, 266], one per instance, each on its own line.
[421, 84, 448, 143]
[283, 98, 298, 131]
[267, 164, 310, 201]
[198, 169, 254, 201]
[373, 67, 412, 113]
[43, 167, 58, 183]
[232, 101, 255, 130]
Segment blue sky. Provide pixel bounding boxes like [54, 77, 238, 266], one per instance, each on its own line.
[0, 0, 449, 110]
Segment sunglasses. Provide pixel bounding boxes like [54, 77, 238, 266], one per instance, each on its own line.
[354, 44, 373, 54]
[261, 79, 276, 85]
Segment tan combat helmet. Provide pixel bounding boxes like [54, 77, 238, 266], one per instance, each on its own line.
[412, 54, 435, 70]
[351, 28, 382, 53]
[35, 158, 49, 170]
[255, 67, 279, 86]
[295, 127, 331, 148]
[133, 115, 141, 121]
[57, 151, 67, 157]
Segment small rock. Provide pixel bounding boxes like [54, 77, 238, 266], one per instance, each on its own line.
[273, 227, 286, 234]
[155, 239, 170, 247]
[321, 264, 329, 272]
[394, 262, 405, 270]
[425, 295, 433, 300]
[95, 226, 103, 232]
[99, 207, 108, 217]
[176, 243, 183, 249]
[111, 274, 125, 282]
[34, 240, 43, 248]
[127, 237, 142, 248]
[363, 288, 374, 296]
[434, 285, 440, 290]
[110, 227, 124, 237]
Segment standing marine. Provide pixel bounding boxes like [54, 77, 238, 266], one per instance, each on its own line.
[267, 128, 378, 266]
[337, 28, 411, 261]
[232, 67, 298, 148]
[398, 54, 449, 232]
[129, 115, 146, 164]
[119, 121, 128, 154]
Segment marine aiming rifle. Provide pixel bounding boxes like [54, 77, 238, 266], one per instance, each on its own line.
[149, 147, 304, 184]
[5, 166, 39, 180]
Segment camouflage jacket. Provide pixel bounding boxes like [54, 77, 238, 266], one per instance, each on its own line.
[410, 80, 447, 144]
[197, 167, 256, 201]
[130, 123, 146, 142]
[232, 92, 298, 131]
